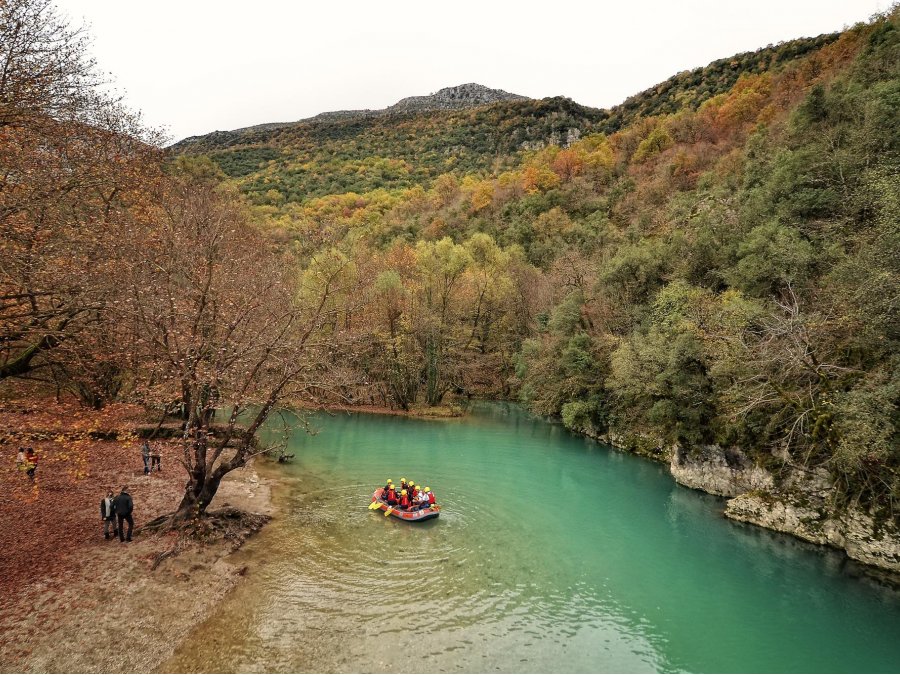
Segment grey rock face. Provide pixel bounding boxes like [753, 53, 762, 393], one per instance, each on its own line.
[725, 489, 900, 573]
[387, 83, 528, 113]
[601, 430, 900, 574]
[669, 445, 774, 497]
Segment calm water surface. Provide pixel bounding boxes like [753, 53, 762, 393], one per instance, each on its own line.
[164, 403, 900, 673]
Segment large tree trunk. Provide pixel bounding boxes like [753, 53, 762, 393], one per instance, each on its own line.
[173, 461, 235, 521]
[172, 399, 269, 523]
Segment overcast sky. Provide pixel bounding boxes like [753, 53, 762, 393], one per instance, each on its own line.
[55, 0, 887, 143]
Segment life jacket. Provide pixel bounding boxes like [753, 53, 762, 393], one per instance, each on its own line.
[410, 487, 418, 499]
[428, 492, 435, 505]
[399, 495, 410, 509]
[386, 488, 396, 501]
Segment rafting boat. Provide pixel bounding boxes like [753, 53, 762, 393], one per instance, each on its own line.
[370, 488, 440, 522]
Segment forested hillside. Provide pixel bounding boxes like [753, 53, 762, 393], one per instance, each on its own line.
[175, 12, 900, 512]
[175, 96, 608, 200]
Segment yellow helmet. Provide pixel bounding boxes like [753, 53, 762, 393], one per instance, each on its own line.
[400, 477, 406, 482]
[387, 479, 393, 483]
[401, 489, 408, 495]
[424, 487, 430, 492]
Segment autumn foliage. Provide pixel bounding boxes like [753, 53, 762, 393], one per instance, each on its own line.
[3, 0, 899, 525]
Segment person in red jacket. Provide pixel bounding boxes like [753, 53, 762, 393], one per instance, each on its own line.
[398, 489, 410, 511]
[385, 484, 398, 506]
[409, 483, 419, 500]
[425, 487, 436, 506]
[24, 447, 38, 481]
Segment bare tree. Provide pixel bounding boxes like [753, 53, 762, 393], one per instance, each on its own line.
[122, 164, 356, 519]
[721, 286, 858, 464]
[0, 0, 162, 382]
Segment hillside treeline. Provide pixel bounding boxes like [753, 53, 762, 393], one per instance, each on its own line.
[184, 11, 899, 510]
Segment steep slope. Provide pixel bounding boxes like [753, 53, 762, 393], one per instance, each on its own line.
[175, 96, 607, 201]
[173, 32, 845, 206]
[167, 12, 900, 568]
[601, 32, 840, 132]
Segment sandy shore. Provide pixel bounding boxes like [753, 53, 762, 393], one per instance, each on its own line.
[0, 395, 466, 673]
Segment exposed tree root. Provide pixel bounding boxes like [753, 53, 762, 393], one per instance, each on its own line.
[143, 508, 271, 570]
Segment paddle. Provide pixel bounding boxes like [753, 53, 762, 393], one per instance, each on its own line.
[368, 501, 382, 510]
[384, 507, 394, 517]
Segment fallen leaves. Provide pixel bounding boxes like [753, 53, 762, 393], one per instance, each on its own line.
[0, 390, 184, 633]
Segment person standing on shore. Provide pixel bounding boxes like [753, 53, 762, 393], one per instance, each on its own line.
[16, 447, 25, 472]
[140, 441, 151, 475]
[113, 486, 134, 542]
[100, 491, 117, 539]
[150, 444, 161, 472]
[24, 447, 38, 481]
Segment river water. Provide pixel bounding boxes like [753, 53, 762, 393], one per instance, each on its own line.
[164, 402, 900, 673]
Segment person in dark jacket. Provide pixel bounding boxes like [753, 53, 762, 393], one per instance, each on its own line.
[113, 486, 134, 542]
[100, 491, 117, 539]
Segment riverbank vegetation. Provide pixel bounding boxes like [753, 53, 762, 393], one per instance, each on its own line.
[3, 0, 898, 523]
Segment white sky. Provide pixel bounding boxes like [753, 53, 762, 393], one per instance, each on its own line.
[55, 0, 888, 143]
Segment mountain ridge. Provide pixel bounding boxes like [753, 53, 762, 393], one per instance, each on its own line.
[173, 30, 841, 149]
[174, 83, 530, 146]
[171, 30, 851, 203]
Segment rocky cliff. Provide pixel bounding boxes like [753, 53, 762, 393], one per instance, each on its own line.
[587, 423, 900, 575]
[669, 446, 900, 574]
[386, 83, 528, 113]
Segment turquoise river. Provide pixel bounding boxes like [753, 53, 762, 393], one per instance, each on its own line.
[164, 402, 900, 673]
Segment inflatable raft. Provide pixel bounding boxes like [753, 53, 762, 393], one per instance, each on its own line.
[371, 488, 440, 522]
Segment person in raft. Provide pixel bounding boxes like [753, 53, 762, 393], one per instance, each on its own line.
[415, 486, 435, 510]
[378, 480, 435, 510]
[414, 488, 428, 510]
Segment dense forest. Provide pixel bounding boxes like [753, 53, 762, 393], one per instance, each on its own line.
[176, 10, 900, 513]
[3, 0, 898, 518]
